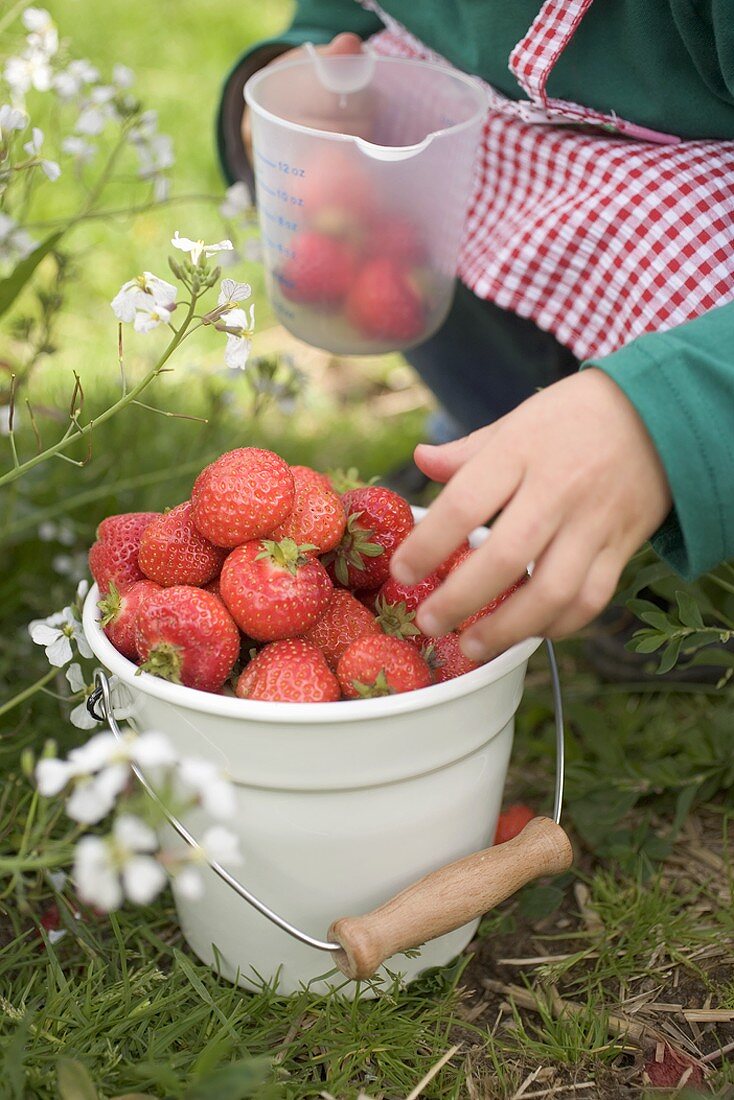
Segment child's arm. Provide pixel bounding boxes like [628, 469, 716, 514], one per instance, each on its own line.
[393, 301, 734, 659]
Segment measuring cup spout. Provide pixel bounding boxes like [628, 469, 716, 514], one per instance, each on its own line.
[305, 41, 376, 95]
[353, 133, 435, 161]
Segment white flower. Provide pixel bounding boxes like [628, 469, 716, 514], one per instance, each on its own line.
[0, 212, 35, 265]
[219, 181, 252, 219]
[220, 305, 255, 371]
[29, 606, 92, 667]
[73, 813, 166, 911]
[23, 126, 60, 180]
[217, 279, 251, 308]
[129, 108, 158, 142]
[177, 757, 237, 820]
[22, 8, 58, 56]
[76, 578, 89, 603]
[200, 825, 242, 866]
[66, 664, 99, 730]
[66, 763, 129, 823]
[111, 271, 177, 326]
[4, 50, 52, 99]
[135, 132, 174, 179]
[53, 59, 99, 100]
[0, 104, 27, 133]
[112, 64, 134, 89]
[36, 757, 76, 797]
[171, 232, 233, 267]
[62, 135, 96, 163]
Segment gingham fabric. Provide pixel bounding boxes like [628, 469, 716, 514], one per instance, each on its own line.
[359, 0, 734, 361]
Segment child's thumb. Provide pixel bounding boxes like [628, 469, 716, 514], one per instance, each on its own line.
[325, 33, 364, 56]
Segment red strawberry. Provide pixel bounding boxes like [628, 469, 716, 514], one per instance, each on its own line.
[436, 541, 472, 580]
[136, 586, 240, 692]
[459, 574, 529, 632]
[138, 501, 226, 587]
[325, 486, 414, 590]
[346, 258, 424, 342]
[98, 579, 161, 661]
[420, 632, 480, 683]
[236, 639, 340, 703]
[337, 634, 432, 699]
[191, 448, 295, 548]
[378, 573, 440, 614]
[219, 538, 333, 642]
[366, 213, 427, 266]
[280, 231, 356, 304]
[300, 148, 378, 221]
[494, 803, 535, 845]
[643, 1045, 705, 1089]
[304, 589, 382, 669]
[88, 511, 159, 594]
[271, 465, 346, 555]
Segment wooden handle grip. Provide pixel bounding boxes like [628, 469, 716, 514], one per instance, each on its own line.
[329, 817, 572, 980]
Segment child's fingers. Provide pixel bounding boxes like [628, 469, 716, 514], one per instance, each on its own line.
[391, 442, 521, 584]
[415, 489, 561, 637]
[413, 425, 496, 483]
[541, 547, 621, 638]
[457, 527, 604, 661]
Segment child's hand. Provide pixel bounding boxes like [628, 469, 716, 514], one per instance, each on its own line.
[390, 369, 672, 660]
[241, 33, 366, 162]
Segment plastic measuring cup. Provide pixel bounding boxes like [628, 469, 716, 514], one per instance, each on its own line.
[245, 50, 486, 355]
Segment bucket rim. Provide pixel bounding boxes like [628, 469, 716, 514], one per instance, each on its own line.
[83, 583, 541, 726]
[243, 52, 487, 154]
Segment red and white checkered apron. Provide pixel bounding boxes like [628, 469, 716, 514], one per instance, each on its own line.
[360, 0, 734, 361]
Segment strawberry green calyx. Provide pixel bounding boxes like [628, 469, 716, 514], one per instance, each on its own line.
[351, 668, 392, 698]
[323, 511, 384, 587]
[255, 537, 317, 576]
[420, 642, 444, 673]
[138, 642, 184, 684]
[328, 467, 375, 494]
[97, 581, 122, 628]
[374, 595, 421, 640]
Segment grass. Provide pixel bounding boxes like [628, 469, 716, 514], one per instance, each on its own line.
[1, 1, 733, 1097]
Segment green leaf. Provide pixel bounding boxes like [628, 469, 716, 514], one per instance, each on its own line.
[675, 591, 705, 629]
[0, 230, 65, 318]
[629, 632, 666, 654]
[518, 883, 565, 921]
[657, 636, 683, 674]
[184, 1059, 271, 1100]
[57, 1059, 99, 1100]
[111, 1094, 160, 1099]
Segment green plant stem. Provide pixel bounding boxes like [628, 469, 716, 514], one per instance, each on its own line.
[0, 667, 57, 718]
[0, 454, 219, 543]
[0, 294, 199, 488]
[0, 0, 31, 38]
[24, 192, 219, 231]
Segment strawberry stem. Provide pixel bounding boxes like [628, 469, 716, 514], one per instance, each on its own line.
[138, 642, 183, 683]
[97, 581, 123, 628]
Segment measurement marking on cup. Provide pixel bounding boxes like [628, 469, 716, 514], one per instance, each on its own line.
[277, 160, 305, 177]
[255, 149, 278, 170]
[263, 233, 295, 260]
[263, 208, 298, 233]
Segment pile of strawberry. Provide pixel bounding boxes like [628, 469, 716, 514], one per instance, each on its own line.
[88, 447, 526, 703]
[278, 150, 430, 344]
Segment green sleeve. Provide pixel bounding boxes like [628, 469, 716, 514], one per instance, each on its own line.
[216, 1, 382, 184]
[582, 303, 734, 579]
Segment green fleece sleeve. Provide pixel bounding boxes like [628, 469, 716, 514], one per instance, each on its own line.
[582, 303, 734, 579]
[217, 1, 382, 184]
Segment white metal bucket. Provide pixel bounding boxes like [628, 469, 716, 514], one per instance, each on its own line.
[82, 516, 556, 996]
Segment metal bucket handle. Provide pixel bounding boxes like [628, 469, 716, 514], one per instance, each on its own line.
[88, 640, 571, 981]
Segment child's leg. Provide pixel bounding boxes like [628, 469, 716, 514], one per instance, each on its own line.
[405, 283, 579, 434]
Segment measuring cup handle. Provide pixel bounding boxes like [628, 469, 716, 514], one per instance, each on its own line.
[328, 816, 573, 981]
